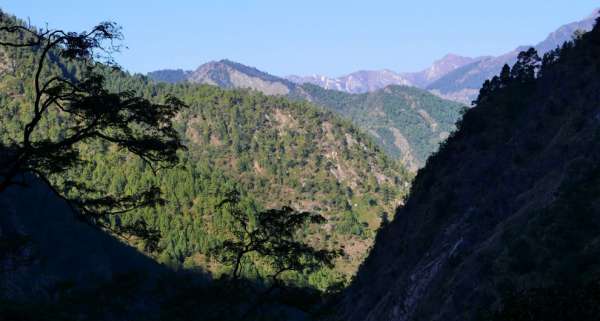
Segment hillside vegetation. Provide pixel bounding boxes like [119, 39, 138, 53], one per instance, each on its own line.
[342, 17, 600, 321]
[298, 83, 464, 169]
[0, 14, 410, 290]
[148, 60, 465, 170]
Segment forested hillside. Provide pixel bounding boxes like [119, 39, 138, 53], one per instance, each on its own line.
[341, 17, 600, 321]
[149, 61, 465, 170]
[297, 84, 464, 169]
[96, 74, 410, 284]
[0, 11, 410, 290]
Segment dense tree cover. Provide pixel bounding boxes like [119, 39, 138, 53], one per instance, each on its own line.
[483, 282, 600, 321]
[93, 73, 409, 287]
[210, 191, 340, 284]
[0, 12, 410, 289]
[149, 61, 466, 170]
[0, 12, 187, 256]
[341, 17, 600, 321]
[297, 83, 465, 168]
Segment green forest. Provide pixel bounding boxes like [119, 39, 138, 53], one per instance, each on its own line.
[2, 5, 599, 321]
[297, 83, 464, 168]
[0, 11, 411, 292]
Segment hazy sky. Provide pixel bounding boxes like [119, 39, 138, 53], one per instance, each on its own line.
[2, 1, 598, 76]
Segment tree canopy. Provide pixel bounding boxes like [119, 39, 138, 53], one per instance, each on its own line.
[0, 13, 186, 245]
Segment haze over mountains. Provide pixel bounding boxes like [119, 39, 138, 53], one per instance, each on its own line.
[286, 53, 482, 96]
[286, 9, 600, 103]
[148, 10, 599, 104]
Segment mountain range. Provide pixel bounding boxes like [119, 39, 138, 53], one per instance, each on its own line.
[145, 9, 599, 171]
[285, 9, 599, 104]
[286, 53, 481, 96]
[147, 60, 464, 169]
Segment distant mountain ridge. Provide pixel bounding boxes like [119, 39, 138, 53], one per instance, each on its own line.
[149, 9, 598, 105]
[284, 9, 600, 103]
[147, 59, 464, 170]
[286, 69, 413, 94]
[148, 59, 299, 96]
[426, 8, 600, 103]
[284, 53, 480, 94]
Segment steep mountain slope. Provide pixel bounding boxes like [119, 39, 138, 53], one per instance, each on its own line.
[0, 178, 178, 319]
[148, 61, 464, 169]
[0, 178, 327, 320]
[298, 84, 464, 170]
[341, 18, 600, 321]
[427, 9, 600, 103]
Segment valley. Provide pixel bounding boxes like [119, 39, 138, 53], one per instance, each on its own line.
[1, 4, 600, 321]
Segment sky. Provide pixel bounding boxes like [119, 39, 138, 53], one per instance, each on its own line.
[2, 1, 598, 77]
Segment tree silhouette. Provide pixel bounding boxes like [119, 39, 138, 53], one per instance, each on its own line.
[0, 14, 185, 249]
[211, 190, 341, 285]
[510, 47, 541, 82]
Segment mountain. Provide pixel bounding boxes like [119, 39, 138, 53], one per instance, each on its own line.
[285, 54, 479, 94]
[426, 9, 600, 103]
[149, 59, 299, 96]
[148, 60, 465, 170]
[284, 9, 599, 105]
[299, 84, 465, 170]
[341, 18, 600, 321]
[286, 69, 412, 94]
[402, 53, 485, 88]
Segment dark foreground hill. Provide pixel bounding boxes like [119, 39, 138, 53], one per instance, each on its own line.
[341, 17, 600, 321]
[0, 180, 330, 321]
[0, 179, 174, 319]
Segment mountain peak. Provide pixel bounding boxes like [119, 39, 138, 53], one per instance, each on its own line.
[587, 8, 600, 19]
[439, 53, 470, 61]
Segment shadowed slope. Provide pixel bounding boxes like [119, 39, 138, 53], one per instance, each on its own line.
[0, 178, 175, 301]
[341, 17, 600, 321]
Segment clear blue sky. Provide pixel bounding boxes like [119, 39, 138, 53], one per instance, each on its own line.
[2, 1, 598, 76]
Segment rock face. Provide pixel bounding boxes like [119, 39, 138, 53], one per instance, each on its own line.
[341, 19, 600, 321]
[403, 54, 484, 88]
